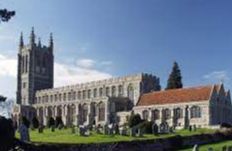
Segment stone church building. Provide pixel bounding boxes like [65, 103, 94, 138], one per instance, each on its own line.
[134, 84, 232, 128]
[13, 29, 232, 128]
[13, 29, 161, 126]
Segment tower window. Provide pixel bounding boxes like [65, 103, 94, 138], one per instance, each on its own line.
[23, 82, 27, 88]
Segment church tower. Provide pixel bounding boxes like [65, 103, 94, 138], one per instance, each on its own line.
[16, 27, 54, 105]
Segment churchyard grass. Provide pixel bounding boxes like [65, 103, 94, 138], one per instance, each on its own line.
[180, 140, 232, 151]
[15, 128, 215, 144]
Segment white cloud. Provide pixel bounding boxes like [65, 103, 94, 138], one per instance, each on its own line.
[100, 61, 113, 66]
[0, 54, 17, 77]
[0, 54, 112, 98]
[76, 59, 96, 69]
[203, 71, 230, 84]
[54, 62, 112, 87]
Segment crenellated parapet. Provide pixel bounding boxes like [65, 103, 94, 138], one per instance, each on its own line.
[35, 73, 160, 106]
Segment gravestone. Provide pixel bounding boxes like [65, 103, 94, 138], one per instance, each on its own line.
[159, 122, 169, 134]
[192, 144, 199, 151]
[130, 127, 136, 137]
[228, 146, 232, 151]
[222, 146, 227, 151]
[114, 124, 119, 135]
[19, 123, 30, 142]
[96, 126, 102, 134]
[51, 125, 55, 132]
[189, 125, 192, 132]
[79, 125, 85, 136]
[71, 126, 75, 134]
[108, 124, 113, 135]
[38, 125, 43, 133]
[152, 122, 158, 135]
[119, 127, 127, 136]
[169, 126, 174, 133]
[207, 147, 213, 151]
[104, 124, 108, 135]
[137, 128, 143, 137]
[193, 125, 197, 131]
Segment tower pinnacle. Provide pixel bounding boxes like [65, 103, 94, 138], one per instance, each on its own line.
[38, 37, 41, 47]
[19, 32, 24, 49]
[49, 32, 53, 50]
[30, 27, 35, 45]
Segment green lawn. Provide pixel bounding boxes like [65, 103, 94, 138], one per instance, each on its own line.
[15, 128, 215, 144]
[180, 140, 232, 151]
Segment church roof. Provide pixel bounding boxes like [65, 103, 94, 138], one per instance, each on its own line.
[137, 85, 218, 106]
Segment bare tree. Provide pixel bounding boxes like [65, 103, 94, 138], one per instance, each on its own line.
[0, 9, 15, 23]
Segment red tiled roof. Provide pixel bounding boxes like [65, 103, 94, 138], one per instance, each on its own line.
[137, 85, 216, 106]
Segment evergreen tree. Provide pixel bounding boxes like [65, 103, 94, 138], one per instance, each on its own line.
[166, 61, 183, 90]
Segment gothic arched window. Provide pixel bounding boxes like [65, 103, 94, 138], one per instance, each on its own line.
[63, 93, 66, 101]
[127, 84, 134, 101]
[118, 85, 123, 96]
[99, 88, 103, 97]
[87, 89, 91, 99]
[98, 102, 105, 121]
[106, 87, 110, 96]
[82, 90, 86, 99]
[25, 55, 28, 73]
[82, 104, 88, 123]
[163, 108, 171, 120]
[93, 88, 97, 98]
[175, 108, 183, 119]
[152, 109, 160, 121]
[111, 86, 116, 97]
[142, 110, 149, 120]
[68, 92, 71, 101]
[190, 106, 201, 118]
[78, 91, 81, 100]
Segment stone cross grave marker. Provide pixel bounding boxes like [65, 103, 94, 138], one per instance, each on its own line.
[19, 123, 30, 142]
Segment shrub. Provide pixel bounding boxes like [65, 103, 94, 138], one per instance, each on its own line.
[128, 114, 143, 128]
[31, 117, 39, 129]
[22, 116, 30, 128]
[142, 121, 153, 134]
[55, 116, 63, 128]
[221, 123, 232, 128]
[47, 117, 55, 128]
[0, 116, 14, 151]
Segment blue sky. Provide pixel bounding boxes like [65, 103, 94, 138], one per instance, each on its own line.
[1, 0, 232, 98]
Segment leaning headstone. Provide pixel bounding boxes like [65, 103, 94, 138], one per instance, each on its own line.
[114, 124, 119, 135]
[192, 144, 199, 151]
[103, 124, 108, 135]
[130, 128, 136, 137]
[137, 128, 143, 137]
[19, 123, 30, 142]
[222, 146, 227, 151]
